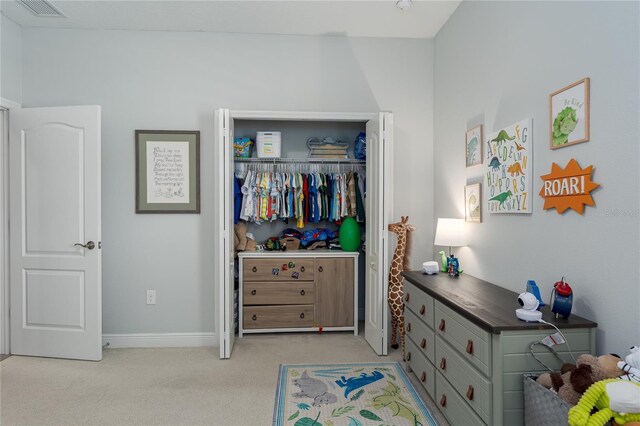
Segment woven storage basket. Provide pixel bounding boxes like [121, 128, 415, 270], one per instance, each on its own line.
[523, 374, 572, 426]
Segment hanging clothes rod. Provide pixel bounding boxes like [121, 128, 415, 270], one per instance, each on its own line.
[234, 157, 365, 165]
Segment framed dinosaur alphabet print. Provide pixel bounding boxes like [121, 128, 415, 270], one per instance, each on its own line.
[549, 77, 590, 149]
[465, 124, 483, 167]
[485, 118, 532, 214]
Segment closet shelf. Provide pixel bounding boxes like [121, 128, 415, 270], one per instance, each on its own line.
[234, 157, 365, 165]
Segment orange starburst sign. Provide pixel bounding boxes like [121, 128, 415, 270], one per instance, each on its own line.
[539, 159, 600, 214]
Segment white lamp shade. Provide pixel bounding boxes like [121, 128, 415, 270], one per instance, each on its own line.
[434, 218, 466, 247]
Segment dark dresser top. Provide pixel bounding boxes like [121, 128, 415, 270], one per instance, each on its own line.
[402, 271, 597, 334]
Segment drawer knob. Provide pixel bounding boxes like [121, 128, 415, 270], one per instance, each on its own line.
[440, 357, 447, 370]
[420, 372, 426, 383]
[300, 313, 305, 319]
[405, 293, 410, 302]
[440, 395, 447, 407]
[300, 289, 306, 296]
[419, 305, 426, 315]
[466, 339, 474, 355]
[300, 266, 305, 272]
[252, 266, 257, 273]
[406, 323, 412, 332]
[439, 319, 446, 332]
[466, 385, 475, 401]
[420, 338, 426, 349]
[318, 266, 323, 272]
[252, 315, 257, 321]
[251, 289, 257, 295]
[406, 352, 412, 361]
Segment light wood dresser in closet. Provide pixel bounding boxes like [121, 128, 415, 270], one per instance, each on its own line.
[238, 251, 358, 336]
[401, 271, 597, 426]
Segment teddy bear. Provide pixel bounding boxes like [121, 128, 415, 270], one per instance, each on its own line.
[568, 378, 640, 426]
[617, 345, 640, 383]
[537, 354, 623, 406]
[234, 222, 256, 252]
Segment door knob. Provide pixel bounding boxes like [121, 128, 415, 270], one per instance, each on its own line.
[74, 241, 95, 250]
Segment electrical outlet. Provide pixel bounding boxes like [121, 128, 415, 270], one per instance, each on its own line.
[146, 290, 156, 305]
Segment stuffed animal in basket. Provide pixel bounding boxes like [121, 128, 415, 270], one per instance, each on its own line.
[617, 346, 640, 384]
[537, 354, 623, 406]
[568, 379, 640, 426]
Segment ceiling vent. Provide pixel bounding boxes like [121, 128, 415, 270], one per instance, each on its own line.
[17, 0, 66, 17]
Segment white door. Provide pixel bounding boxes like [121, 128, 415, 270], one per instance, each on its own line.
[215, 108, 235, 359]
[10, 106, 102, 361]
[365, 112, 393, 355]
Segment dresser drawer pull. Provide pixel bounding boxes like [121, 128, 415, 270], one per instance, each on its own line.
[419, 305, 426, 315]
[252, 315, 257, 321]
[300, 266, 306, 272]
[300, 289, 306, 296]
[420, 372, 427, 383]
[406, 323, 412, 332]
[406, 352, 412, 361]
[251, 289, 257, 295]
[318, 266, 323, 272]
[439, 319, 446, 331]
[440, 357, 447, 370]
[252, 266, 257, 273]
[466, 339, 474, 355]
[466, 385, 474, 401]
[405, 293, 410, 302]
[439, 395, 447, 407]
[420, 338, 426, 349]
[300, 313, 305, 319]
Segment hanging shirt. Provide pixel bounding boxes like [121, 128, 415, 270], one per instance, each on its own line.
[234, 176, 242, 224]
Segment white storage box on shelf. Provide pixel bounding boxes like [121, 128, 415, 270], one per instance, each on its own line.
[256, 131, 282, 158]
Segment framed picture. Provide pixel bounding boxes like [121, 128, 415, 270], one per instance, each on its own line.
[465, 183, 481, 222]
[549, 77, 590, 149]
[465, 124, 483, 167]
[135, 130, 200, 213]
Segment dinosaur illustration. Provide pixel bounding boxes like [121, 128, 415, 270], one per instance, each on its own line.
[491, 130, 516, 143]
[507, 162, 524, 176]
[335, 371, 384, 398]
[488, 156, 501, 170]
[466, 136, 479, 166]
[514, 141, 526, 151]
[293, 371, 338, 406]
[489, 190, 513, 208]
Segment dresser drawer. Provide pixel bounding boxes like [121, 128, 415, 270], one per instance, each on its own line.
[435, 301, 492, 377]
[405, 309, 435, 363]
[403, 281, 435, 329]
[243, 282, 314, 305]
[435, 335, 492, 423]
[243, 305, 314, 329]
[406, 339, 435, 399]
[436, 371, 485, 426]
[243, 258, 315, 282]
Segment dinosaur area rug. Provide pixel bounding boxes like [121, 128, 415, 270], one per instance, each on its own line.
[273, 362, 438, 426]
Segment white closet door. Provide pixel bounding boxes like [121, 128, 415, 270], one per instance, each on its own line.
[365, 112, 393, 355]
[216, 108, 235, 359]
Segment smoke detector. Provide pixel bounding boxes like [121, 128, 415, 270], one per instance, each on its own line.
[18, 0, 66, 17]
[396, 0, 412, 11]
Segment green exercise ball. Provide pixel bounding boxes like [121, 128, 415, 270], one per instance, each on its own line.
[339, 217, 361, 251]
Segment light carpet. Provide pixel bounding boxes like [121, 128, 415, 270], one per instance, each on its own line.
[274, 362, 438, 426]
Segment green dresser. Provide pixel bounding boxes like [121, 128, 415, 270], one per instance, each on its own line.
[402, 272, 597, 426]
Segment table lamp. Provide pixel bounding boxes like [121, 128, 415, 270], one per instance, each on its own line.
[434, 218, 466, 257]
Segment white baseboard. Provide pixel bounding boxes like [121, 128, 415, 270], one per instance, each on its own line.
[103, 332, 217, 349]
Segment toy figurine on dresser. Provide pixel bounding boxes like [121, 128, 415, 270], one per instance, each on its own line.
[387, 216, 416, 359]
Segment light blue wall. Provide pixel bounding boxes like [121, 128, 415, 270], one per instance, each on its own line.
[434, 1, 640, 354]
[20, 28, 435, 335]
[0, 15, 22, 104]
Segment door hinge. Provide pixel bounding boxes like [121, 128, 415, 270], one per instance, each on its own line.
[223, 230, 229, 239]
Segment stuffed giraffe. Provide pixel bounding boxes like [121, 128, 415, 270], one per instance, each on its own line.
[388, 216, 416, 360]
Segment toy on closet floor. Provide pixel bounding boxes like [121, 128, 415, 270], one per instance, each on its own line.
[387, 216, 416, 359]
[568, 379, 640, 426]
[618, 346, 640, 383]
[536, 354, 623, 405]
[234, 222, 257, 252]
